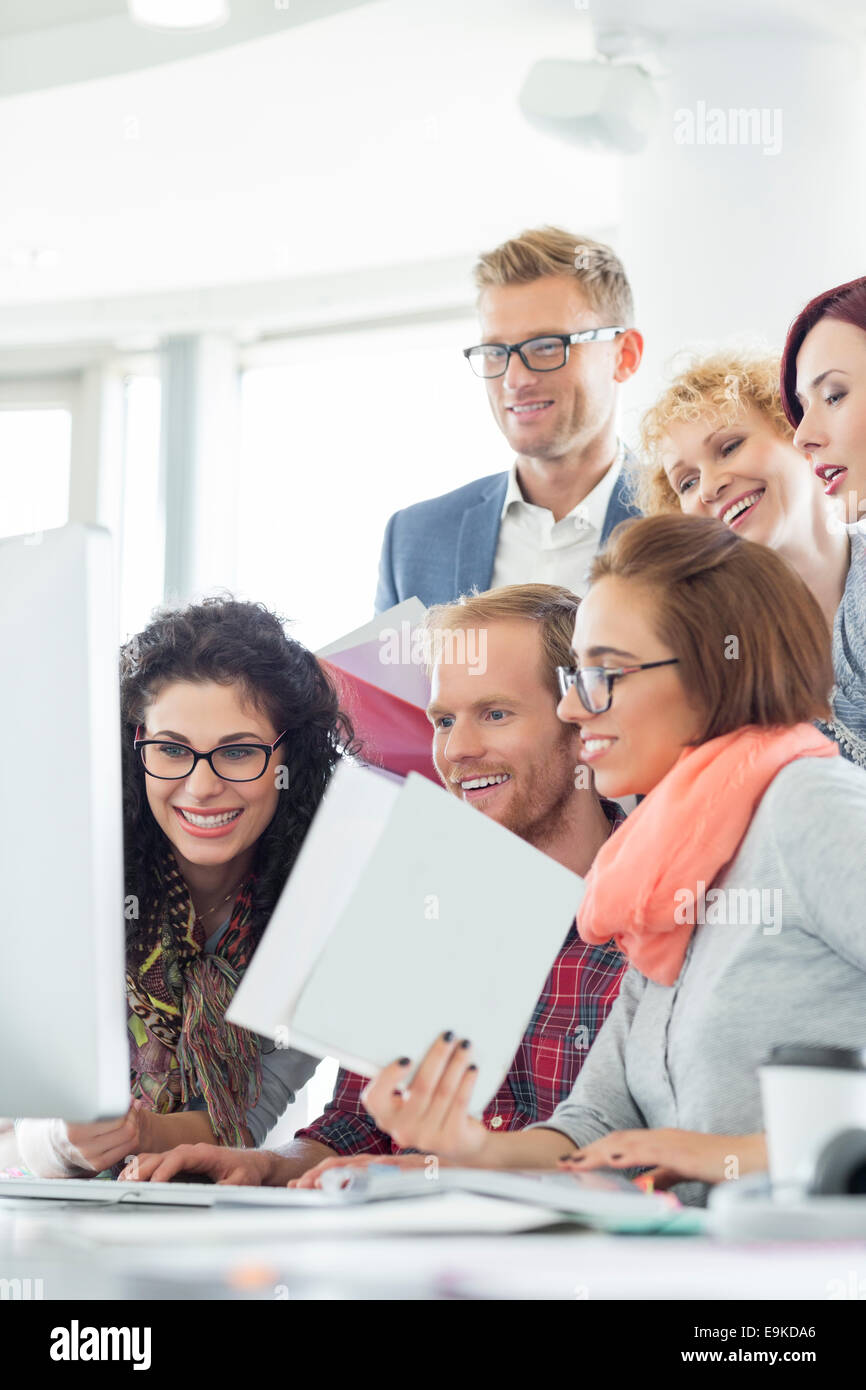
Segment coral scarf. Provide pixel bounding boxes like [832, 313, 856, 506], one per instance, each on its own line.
[578, 723, 838, 986]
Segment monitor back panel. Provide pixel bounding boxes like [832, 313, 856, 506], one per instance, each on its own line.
[0, 524, 129, 1119]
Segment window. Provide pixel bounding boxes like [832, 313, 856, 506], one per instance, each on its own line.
[0, 406, 71, 540]
[236, 316, 495, 650]
[119, 373, 163, 641]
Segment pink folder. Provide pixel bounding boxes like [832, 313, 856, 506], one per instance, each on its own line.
[321, 660, 438, 783]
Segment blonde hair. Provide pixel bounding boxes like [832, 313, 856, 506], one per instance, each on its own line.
[631, 350, 793, 516]
[473, 225, 634, 326]
[425, 583, 579, 699]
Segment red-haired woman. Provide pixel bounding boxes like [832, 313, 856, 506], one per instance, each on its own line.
[782, 281, 866, 761]
[781, 276, 866, 526]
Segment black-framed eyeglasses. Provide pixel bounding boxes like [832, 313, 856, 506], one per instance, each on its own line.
[556, 660, 680, 714]
[134, 725, 289, 782]
[463, 327, 626, 379]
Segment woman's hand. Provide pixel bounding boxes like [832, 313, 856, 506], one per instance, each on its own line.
[361, 1032, 492, 1166]
[289, 1151, 445, 1190]
[65, 1099, 154, 1173]
[557, 1129, 768, 1189]
[67, 1104, 227, 1175]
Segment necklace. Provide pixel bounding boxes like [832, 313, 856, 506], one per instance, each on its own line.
[193, 877, 245, 924]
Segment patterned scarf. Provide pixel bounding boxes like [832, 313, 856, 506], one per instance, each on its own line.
[126, 849, 263, 1146]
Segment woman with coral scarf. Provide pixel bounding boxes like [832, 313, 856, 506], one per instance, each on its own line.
[347, 514, 866, 1206]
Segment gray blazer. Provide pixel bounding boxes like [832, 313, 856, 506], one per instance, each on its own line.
[374, 452, 641, 612]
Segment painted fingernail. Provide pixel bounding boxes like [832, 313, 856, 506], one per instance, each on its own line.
[442, 1031, 454, 1042]
[611, 1152, 623, 1160]
[467, 1064, 478, 1072]
[392, 1089, 404, 1097]
[397, 1057, 411, 1066]
[460, 1038, 471, 1049]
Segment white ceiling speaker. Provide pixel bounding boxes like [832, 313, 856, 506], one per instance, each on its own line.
[518, 59, 659, 154]
[128, 0, 230, 29]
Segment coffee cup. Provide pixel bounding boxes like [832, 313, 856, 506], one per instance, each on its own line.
[759, 1045, 866, 1196]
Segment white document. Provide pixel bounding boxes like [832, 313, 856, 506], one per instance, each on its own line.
[316, 597, 429, 708]
[227, 761, 584, 1114]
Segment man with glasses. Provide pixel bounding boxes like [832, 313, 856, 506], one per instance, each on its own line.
[374, 226, 644, 611]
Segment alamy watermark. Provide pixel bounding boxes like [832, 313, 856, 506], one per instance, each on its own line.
[674, 102, 782, 157]
[378, 623, 487, 675]
[0, 1277, 43, 1300]
[826, 1270, 866, 1300]
[50, 1321, 151, 1370]
[674, 880, 782, 934]
[827, 490, 866, 535]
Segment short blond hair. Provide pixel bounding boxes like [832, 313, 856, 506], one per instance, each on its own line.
[631, 350, 794, 516]
[425, 583, 579, 700]
[473, 225, 634, 326]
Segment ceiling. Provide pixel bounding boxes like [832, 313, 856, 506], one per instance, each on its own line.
[591, 0, 866, 42]
[0, 0, 863, 330]
[0, 0, 377, 96]
[0, 3, 123, 38]
[0, 0, 619, 319]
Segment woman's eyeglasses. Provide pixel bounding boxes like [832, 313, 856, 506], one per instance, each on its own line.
[134, 726, 288, 782]
[556, 660, 680, 714]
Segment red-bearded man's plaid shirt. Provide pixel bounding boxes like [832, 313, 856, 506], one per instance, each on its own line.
[294, 800, 627, 1157]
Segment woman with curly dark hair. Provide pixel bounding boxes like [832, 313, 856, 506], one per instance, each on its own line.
[14, 596, 355, 1178]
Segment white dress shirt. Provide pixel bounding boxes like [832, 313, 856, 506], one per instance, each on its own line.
[490, 442, 624, 598]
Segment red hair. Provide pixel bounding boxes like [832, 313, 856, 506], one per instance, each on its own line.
[780, 276, 866, 426]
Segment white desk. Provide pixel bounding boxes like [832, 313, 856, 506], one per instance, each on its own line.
[2, 1194, 865, 1300]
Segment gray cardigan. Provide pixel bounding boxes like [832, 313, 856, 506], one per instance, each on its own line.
[824, 529, 866, 768]
[530, 754, 866, 1205]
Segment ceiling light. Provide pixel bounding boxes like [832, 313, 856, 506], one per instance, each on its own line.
[128, 0, 230, 30]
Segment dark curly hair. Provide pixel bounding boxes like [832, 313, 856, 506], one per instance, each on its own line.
[120, 596, 358, 944]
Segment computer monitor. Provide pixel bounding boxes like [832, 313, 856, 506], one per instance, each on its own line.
[0, 523, 129, 1119]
